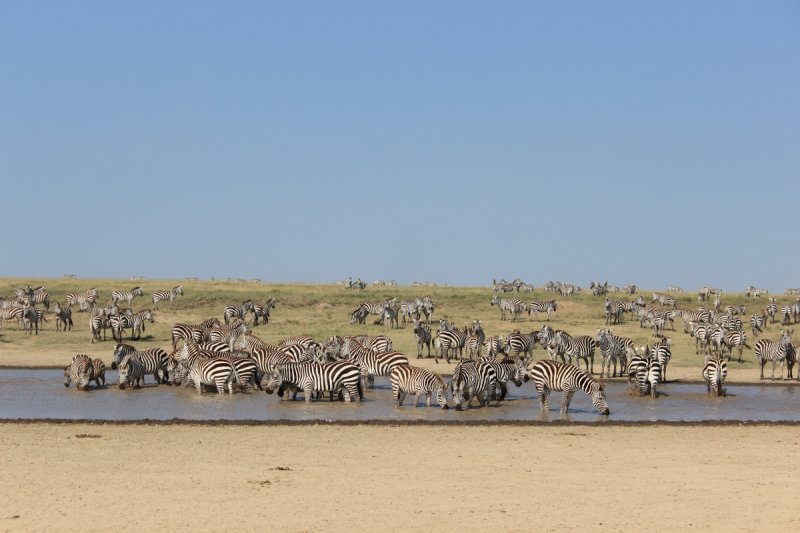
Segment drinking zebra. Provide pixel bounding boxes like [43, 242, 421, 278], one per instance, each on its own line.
[528, 300, 557, 321]
[390, 364, 448, 409]
[478, 357, 526, 401]
[112, 287, 143, 308]
[755, 330, 793, 380]
[111, 343, 169, 383]
[265, 362, 362, 402]
[117, 354, 147, 390]
[530, 360, 609, 415]
[449, 360, 498, 411]
[224, 300, 254, 325]
[152, 286, 184, 310]
[64, 355, 94, 390]
[702, 357, 727, 396]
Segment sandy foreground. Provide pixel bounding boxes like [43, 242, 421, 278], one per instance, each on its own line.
[1, 423, 799, 532]
[2, 345, 796, 384]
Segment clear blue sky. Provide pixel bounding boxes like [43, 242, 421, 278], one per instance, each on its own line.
[1, 1, 798, 290]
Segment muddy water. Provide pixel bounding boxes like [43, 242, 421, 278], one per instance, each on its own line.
[1, 369, 799, 422]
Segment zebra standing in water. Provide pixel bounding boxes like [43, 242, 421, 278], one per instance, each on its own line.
[449, 361, 498, 411]
[64, 355, 94, 390]
[224, 300, 254, 325]
[390, 364, 448, 409]
[265, 361, 362, 402]
[650, 339, 672, 382]
[702, 357, 727, 396]
[340, 339, 408, 388]
[530, 360, 609, 415]
[755, 330, 793, 380]
[152, 286, 184, 310]
[111, 343, 169, 383]
[491, 295, 523, 321]
[527, 300, 557, 321]
[112, 287, 144, 308]
[626, 348, 661, 397]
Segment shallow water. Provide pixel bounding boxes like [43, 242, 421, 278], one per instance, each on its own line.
[1, 369, 799, 422]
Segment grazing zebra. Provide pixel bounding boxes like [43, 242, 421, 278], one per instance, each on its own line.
[491, 295, 523, 321]
[390, 364, 448, 409]
[66, 288, 98, 309]
[152, 286, 184, 310]
[53, 302, 73, 332]
[766, 299, 779, 323]
[667, 286, 683, 293]
[702, 357, 727, 396]
[413, 319, 432, 358]
[265, 362, 362, 402]
[725, 304, 747, 316]
[505, 330, 538, 362]
[171, 318, 221, 349]
[350, 304, 369, 325]
[252, 298, 276, 326]
[112, 287, 143, 308]
[224, 300, 254, 325]
[528, 300, 557, 321]
[530, 360, 609, 415]
[64, 355, 93, 390]
[626, 349, 661, 397]
[435, 326, 469, 364]
[208, 319, 252, 350]
[750, 311, 767, 337]
[111, 343, 169, 383]
[755, 330, 793, 380]
[551, 331, 596, 373]
[721, 330, 749, 363]
[450, 361, 498, 410]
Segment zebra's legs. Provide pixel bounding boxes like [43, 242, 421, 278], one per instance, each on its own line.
[414, 392, 422, 407]
[395, 388, 405, 406]
[561, 389, 575, 414]
[538, 386, 550, 412]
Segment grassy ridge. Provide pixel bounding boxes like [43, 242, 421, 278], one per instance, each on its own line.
[1, 277, 797, 371]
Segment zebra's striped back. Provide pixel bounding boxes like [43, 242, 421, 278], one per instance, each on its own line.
[112, 287, 143, 307]
[530, 360, 609, 414]
[390, 364, 448, 409]
[152, 286, 183, 310]
[702, 357, 727, 396]
[265, 362, 362, 402]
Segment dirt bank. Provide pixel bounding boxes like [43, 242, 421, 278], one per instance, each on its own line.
[1, 423, 799, 532]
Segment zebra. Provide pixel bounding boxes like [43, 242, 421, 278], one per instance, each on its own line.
[112, 287, 143, 308]
[27, 288, 50, 310]
[233, 278, 246, 283]
[171, 318, 221, 349]
[411, 281, 422, 287]
[652, 292, 677, 309]
[0, 306, 24, 330]
[479, 357, 526, 401]
[152, 286, 184, 310]
[449, 360, 498, 410]
[111, 309, 154, 341]
[22, 306, 47, 335]
[62, 274, 77, 280]
[766, 298, 778, 323]
[720, 330, 749, 363]
[350, 304, 369, 325]
[624, 284, 639, 294]
[698, 286, 712, 301]
[505, 330, 538, 362]
[755, 329, 793, 380]
[626, 349, 661, 398]
[596, 329, 629, 378]
[782, 304, 793, 326]
[235, 333, 275, 353]
[528, 300, 557, 321]
[66, 288, 98, 309]
[435, 325, 469, 364]
[667, 286, 683, 293]
[725, 304, 747, 316]
[649, 339, 672, 382]
[198, 341, 234, 352]
[390, 364, 448, 409]
[645, 313, 667, 338]
[400, 299, 423, 322]
[491, 295, 523, 321]
[64, 355, 93, 390]
[53, 302, 73, 332]
[420, 301, 434, 324]
[279, 335, 316, 348]
[530, 360, 609, 415]
[265, 362, 362, 402]
[208, 319, 251, 350]
[786, 342, 800, 381]
[111, 343, 169, 383]
[339, 338, 408, 388]
[89, 314, 110, 343]
[89, 359, 106, 387]
[750, 311, 767, 337]
[117, 354, 147, 389]
[604, 297, 624, 325]
[187, 354, 237, 395]
[383, 306, 399, 329]
[413, 319, 432, 358]
[702, 357, 727, 396]
[356, 300, 396, 325]
[251, 298, 276, 326]
[713, 293, 722, 313]
[551, 331, 596, 373]
[424, 281, 437, 287]
[249, 279, 261, 284]
[465, 332, 483, 359]
[483, 336, 506, 357]
[224, 300, 254, 325]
